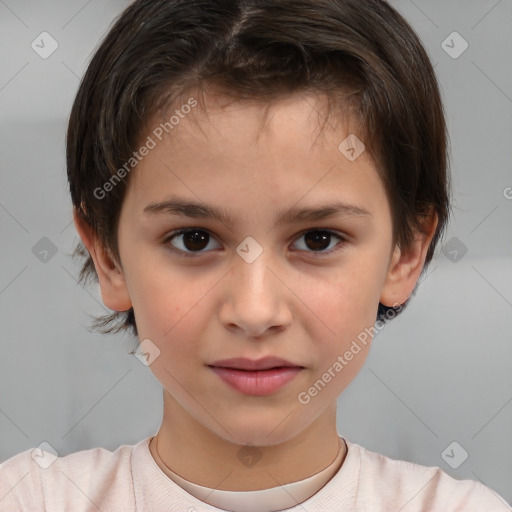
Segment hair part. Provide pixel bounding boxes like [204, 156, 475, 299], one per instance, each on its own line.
[67, 0, 451, 337]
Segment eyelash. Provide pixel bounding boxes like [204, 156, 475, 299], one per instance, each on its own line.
[162, 228, 347, 258]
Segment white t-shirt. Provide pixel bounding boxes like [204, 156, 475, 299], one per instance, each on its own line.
[0, 436, 509, 511]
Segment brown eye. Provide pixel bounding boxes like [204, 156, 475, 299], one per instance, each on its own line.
[304, 231, 331, 251]
[163, 228, 346, 258]
[165, 229, 221, 254]
[291, 229, 346, 256]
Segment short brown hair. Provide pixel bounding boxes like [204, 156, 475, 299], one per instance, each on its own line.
[67, 0, 451, 337]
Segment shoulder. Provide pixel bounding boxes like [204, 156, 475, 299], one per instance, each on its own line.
[0, 439, 144, 511]
[345, 441, 511, 511]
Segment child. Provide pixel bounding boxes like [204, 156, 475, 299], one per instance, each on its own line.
[1, 0, 510, 510]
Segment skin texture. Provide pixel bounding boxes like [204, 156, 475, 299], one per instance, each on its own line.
[75, 89, 437, 492]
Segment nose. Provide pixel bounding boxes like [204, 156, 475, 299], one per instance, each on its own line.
[218, 251, 292, 339]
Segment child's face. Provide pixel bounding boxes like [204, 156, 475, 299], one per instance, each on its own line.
[98, 91, 412, 446]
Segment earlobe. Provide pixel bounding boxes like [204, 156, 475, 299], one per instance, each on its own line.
[380, 213, 438, 307]
[73, 208, 132, 312]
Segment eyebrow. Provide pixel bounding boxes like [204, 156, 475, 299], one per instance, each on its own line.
[143, 197, 372, 228]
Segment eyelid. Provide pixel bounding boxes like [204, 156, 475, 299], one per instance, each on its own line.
[163, 227, 348, 257]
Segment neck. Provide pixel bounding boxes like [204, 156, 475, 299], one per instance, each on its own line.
[149, 389, 345, 491]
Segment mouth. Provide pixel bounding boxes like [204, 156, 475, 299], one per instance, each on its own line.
[208, 356, 304, 371]
[208, 357, 304, 396]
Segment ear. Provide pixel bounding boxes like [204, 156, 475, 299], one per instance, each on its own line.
[73, 208, 132, 312]
[380, 211, 438, 307]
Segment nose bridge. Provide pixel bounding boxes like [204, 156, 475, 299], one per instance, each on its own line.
[233, 242, 279, 300]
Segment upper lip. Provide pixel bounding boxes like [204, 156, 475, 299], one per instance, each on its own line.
[208, 356, 303, 371]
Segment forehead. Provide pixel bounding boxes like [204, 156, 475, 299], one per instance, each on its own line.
[154, 87, 361, 149]
[123, 88, 388, 227]
[135, 89, 369, 177]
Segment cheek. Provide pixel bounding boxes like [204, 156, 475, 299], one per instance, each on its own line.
[127, 257, 218, 362]
[133, 279, 203, 342]
[293, 257, 384, 391]
[294, 280, 376, 406]
[298, 263, 381, 339]
[133, 281, 208, 389]
[124, 245, 195, 326]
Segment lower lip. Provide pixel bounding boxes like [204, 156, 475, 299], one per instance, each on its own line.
[209, 366, 302, 396]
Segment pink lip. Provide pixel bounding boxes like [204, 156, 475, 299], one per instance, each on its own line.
[210, 356, 301, 371]
[208, 357, 304, 396]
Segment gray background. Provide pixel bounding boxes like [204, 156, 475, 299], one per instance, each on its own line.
[1, 0, 511, 505]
